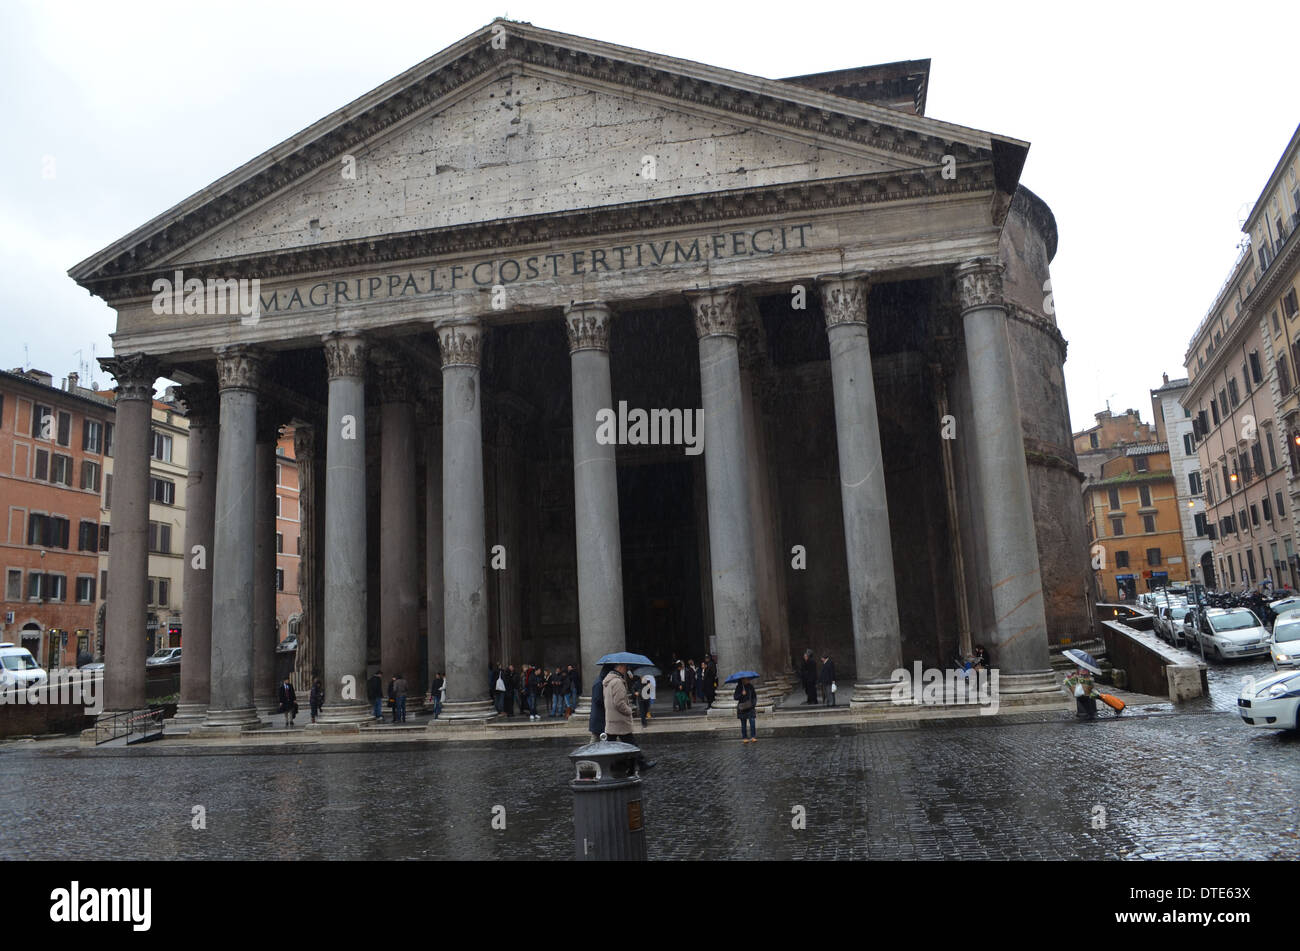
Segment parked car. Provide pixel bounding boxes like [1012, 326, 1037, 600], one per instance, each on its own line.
[1238, 668, 1300, 731]
[0, 643, 47, 688]
[275, 634, 298, 654]
[145, 647, 182, 666]
[1270, 616, 1300, 670]
[1154, 603, 1191, 647]
[1191, 608, 1271, 661]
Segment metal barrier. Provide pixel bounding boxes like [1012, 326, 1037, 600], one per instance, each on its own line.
[94, 708, 166, 746]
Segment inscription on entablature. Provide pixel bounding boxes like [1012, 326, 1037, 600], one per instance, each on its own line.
[243, 222, 813, 317]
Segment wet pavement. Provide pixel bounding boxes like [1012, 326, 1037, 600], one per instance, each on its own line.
[2, 685, 1296, 859]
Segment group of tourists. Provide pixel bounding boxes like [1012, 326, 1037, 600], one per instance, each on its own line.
[364, 670, 448, 724]
[797, 649, 839, 706]
[664, 656, 719, 709]
[490, 663, 581, 720]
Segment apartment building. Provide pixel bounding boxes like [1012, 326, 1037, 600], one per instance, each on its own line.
[1150, 374, 1214, 586]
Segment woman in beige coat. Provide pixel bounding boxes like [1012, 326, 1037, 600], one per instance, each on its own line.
[602, 663, 636, 740]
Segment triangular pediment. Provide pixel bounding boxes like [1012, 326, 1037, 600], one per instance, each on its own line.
[169, 70, 927, 265]
[70, 19, 1026, 298]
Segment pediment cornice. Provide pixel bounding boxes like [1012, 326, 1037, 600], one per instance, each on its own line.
[70, 19, 1024, 295]
[82, 163, 997, 302]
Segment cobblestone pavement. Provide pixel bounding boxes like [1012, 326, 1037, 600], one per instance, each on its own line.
[2, 697, 1296, 860]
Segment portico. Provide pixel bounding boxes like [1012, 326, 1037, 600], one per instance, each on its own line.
[72, 20, 1087, 729]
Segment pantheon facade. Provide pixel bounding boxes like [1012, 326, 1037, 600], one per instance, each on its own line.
[71, 20, 1090, 727]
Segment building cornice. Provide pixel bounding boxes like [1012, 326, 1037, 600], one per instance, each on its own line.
[76, 167, 997, 304]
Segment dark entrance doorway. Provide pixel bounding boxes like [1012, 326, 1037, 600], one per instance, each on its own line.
[617, 461, 705, 666]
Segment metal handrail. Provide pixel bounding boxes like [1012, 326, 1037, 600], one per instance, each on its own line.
[94, 707, 165, 745]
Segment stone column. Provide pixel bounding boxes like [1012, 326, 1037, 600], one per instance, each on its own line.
[98, 354, 158, 714]
[318, 332, 371, 724]
[201, 346, 264, 731]
[252, 405, 281, 716]
[376, 353, 421, 700]
[174, 383, 218, 724]
[424, 401, 444, 693]
[434, 322, 495, 722]
[292, 424, 325, 693]
[738, 307, 789, 704]
[817, 274, 904, 706]
[686, 287, 762, 714]
[564, 302, 627, 708]
[931, 346, 973, 659]
[956, 259, 1054, 695]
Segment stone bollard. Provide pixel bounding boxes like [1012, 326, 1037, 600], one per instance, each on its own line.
[569, 734, 647, 861]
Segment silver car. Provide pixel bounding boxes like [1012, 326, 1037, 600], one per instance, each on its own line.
[1197, 609, 1271, 661]
[1270, 616, 1300, 670]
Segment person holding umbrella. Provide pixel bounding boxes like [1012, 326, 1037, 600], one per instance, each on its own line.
[727, 670, 759, 742]
[1062, 649, 1125, 720]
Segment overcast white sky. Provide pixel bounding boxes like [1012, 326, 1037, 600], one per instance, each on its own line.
[2, 0, 1297, 432]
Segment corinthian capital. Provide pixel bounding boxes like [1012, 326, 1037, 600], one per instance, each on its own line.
[99, 354, 160, 401]
[214, 345, 265, 392]
[174, 382, 219, 428]
[686, 286, 739, 338]
[322, 332, 367, 380]
[563, 301, 613, 353]
[817, 273, 870, 329]
[955, 259, 1005, 314]
[438, 322, 482, 369]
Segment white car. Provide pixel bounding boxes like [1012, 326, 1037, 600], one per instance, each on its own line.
[1154, 603, 1191, 646]
[1270, 616, 1300, 670]
[0, 643, 48, 688]
[1238, 669, 1300, 730]
[1193, 608, 1271, 661]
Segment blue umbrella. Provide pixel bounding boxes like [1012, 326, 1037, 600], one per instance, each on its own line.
[596, 651, 654, 666]
[724, 670, 760, 683]
[1062, 649, 1103, 676]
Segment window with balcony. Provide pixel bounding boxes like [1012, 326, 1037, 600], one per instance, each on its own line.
[83, 419, 103, 454]
[149, 477, 175, 505]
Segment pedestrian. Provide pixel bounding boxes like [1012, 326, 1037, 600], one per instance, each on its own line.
[368, 669, 383, 721]
[640, 671, 656, 726]
[684, 660, 696, 709]
[703, 655, 717, 707]
[309, 678, 324, 723]
[972, 644, 990, 671]
[800, 649, 818, 704]
[549, 667, 567, 717]
[504, 664, 517, 716]
[493, 664, 507, 713]
[526, 665, 541, 720]
[671, 661, 686, 711]
[602, 663, 636, 742]
[387, 675, 397, 723]
[1064, 664, 1099, 720]
[819, 654, 836, 706]
[734, 675, 757, 742]
[394, 672, 408, 723]
[566, 664, 580, 716]
[428, 672, 445, 719]
[277, 676, 297, 728]
[589, 663, 613, 739]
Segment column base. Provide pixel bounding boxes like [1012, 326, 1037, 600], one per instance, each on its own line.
[850, 681, 903, 709]
[706, 697, 739, 717]
[427, 699, 498, 727]
[171, 702, 208, 725]
[315, 701, 372, 726]
[992, 669, 1064, 706]
[195, 706, 265, 734]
